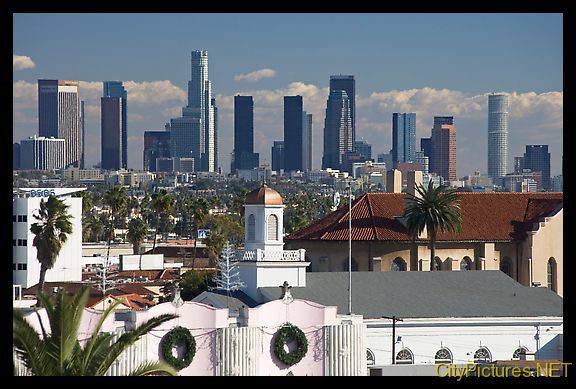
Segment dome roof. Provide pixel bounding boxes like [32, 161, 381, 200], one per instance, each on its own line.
[245, 184, 283, 205]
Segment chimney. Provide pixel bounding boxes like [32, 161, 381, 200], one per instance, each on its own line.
[407, 170, 423, 197]
[386, 169, 402, 193]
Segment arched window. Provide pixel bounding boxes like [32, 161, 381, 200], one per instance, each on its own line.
[548, 258, 557, 292]
[435, 348, 453, 364]
[500, 257, 512, 278]
[391, 257, 406, 271]
[247, 214, 255, 241]
[513, 346, 528, 360]
[460, 257, 472, 271]
[433, 256, 443, 271]
[473, 347, 492, 363]
[343, 257, 359, 271]
[267, 214, 278, 241]
[367, 349, 375, 366]
[396, 348, 414, 364]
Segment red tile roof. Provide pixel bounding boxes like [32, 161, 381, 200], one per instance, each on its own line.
[88, 293, 156, 310]
[287, 192, 562, 242]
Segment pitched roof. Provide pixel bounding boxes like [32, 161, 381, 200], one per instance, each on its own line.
[88, 293, 156, 310]
[192, 290, 259, 311]
[287, 192, 563, 242]
[259, 271, 563, 319]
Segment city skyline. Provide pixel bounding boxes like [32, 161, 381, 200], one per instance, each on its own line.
[13, 13, 563, 177]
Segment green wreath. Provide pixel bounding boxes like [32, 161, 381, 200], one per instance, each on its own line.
[160, 326, 196, 370]
[273, 323, 308, 366]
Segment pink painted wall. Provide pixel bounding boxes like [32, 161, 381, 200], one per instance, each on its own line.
[246, 299, 339, 376]
[139, 302, 229, 376]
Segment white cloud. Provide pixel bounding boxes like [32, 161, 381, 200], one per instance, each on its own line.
[13, 55, 35, 71]
[124, 80, 186, 104]
[234, 68, 277, 82]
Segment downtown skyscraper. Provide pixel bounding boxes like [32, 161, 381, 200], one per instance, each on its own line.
[233, 95, 259, 173]
[322, 90, 352, 170]
[391, 113, 416, 168]
[523, 145, 551, 190]
[101, 94, 123, 170]
[431, 116, 457, 181]
[330, 75, 355, 147]
[284, 96, 304, 172]
[103, 81, 127, 169]
[168, 50, 217, 172]
[38, 79, 81, 168]
[488, 93, 509, 179]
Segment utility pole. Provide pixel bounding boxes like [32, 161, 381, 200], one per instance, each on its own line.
[348, 182, 352, 315]
[382, 315, 403, 364]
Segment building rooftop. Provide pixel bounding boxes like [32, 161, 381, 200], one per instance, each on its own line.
[245, 183, 283, 205]
[287, 192, 562, 242]
[259, 271, 563, 319]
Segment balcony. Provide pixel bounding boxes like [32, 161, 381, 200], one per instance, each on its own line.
[236, 248, 305, 262]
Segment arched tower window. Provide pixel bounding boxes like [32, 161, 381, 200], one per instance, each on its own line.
[433, 256, 443, 271]
[367, 349, 375, 366]
[247, 214, 255, 241]
[267, 214, 279, 241]
[513, 346, 528, 360]
[396, 348, 414, 364]
[391, 257, 407, 271]
[460, 257, 472, 271]
[473, 347, 492, 363]
[548, 258, 557, 292]
[435, 348, 453, 364]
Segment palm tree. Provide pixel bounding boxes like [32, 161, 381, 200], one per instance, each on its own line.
[127, 218, 148, 255]
[190, 198, 209, 269]
[13, 286, 178, 376]
[403, 181, 463, 271]
[30, 196, 73, 306]
[150, 189, 174, 250]
[103, 185, 128, 260]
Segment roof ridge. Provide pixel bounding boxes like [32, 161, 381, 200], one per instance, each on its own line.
[366, 194, 378, 240]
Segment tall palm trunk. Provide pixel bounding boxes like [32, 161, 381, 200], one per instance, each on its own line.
[36, 264, 48, 307]
[429, 230, 436, 271]
[153, 214, 159, 250]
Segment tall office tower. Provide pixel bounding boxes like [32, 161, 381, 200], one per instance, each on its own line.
[302, 112, 313, 171]
[284, 96, 304, 172]
[433, 116, 454, 126]
[212, 97, 218, 172]
[271, 141, 285, 172]
[524, 145, 551, 190]
[80, 101, 85, 169]
[103, 81, 127, 169]
[101, 96, 123, 170]
[13, 143, 20, 170]
[233, 95, 259, 172]
[143, 131, 171, 172]
[330, 75, 355, 145]
[431, 116, 457, 181]
[38, 79, 81, 168]
[391, 113, 416, 167]
[415, 150, 429, 174]
[322, 90, 352, 170]
[354, 140, 372, 160]
[182, 50, 216, 172]
[488, 93, 509, 179]
[20, 136, 66, 170]
[514, 156, 525, 174]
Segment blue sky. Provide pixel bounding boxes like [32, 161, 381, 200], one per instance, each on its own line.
[13, 13, 563, 177]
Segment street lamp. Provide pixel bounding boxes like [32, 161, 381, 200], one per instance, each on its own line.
[382, 315, 403, 364]
[348, 182, 352, 315]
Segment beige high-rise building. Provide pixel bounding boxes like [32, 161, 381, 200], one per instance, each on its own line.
[431, 116, 457, 181]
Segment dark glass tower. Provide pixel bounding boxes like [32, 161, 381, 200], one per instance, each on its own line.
[322, 90, 352, 170]
[330, 75, 355, 147]
[524, 145, 551, 190]
[233, 95, 259, 172]
[391, 113, 416, 168]
[284, 96, 304, 172]
[103, 81, 127, 169]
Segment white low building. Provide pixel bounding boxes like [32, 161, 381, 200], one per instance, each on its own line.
[13, 187, 85, 288]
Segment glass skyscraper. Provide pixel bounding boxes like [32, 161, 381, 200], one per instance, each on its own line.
[391, 113, 416, 168]
[103, 81, 127, 169]
[524, 145, 551, 190]
[284, 96, 304, 172]
[322, 90, 352, 170]
[38, 79, 81, 168]
[330, 75, 355, 146]
[488, 93, 509, 179]
[234, 95, 259, 172]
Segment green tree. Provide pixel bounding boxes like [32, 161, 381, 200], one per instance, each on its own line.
[13, 286, 178, 376]
[190, 198, 209, 268]
[403, 181, 463, 271]
[150, 189, 174, 250]
[30, 196, 73, 306]
[127, 218, 148, 255]
[203, 229, 226, 261]
[103, 185, 128, 263]
[179, 270, 215, 300]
